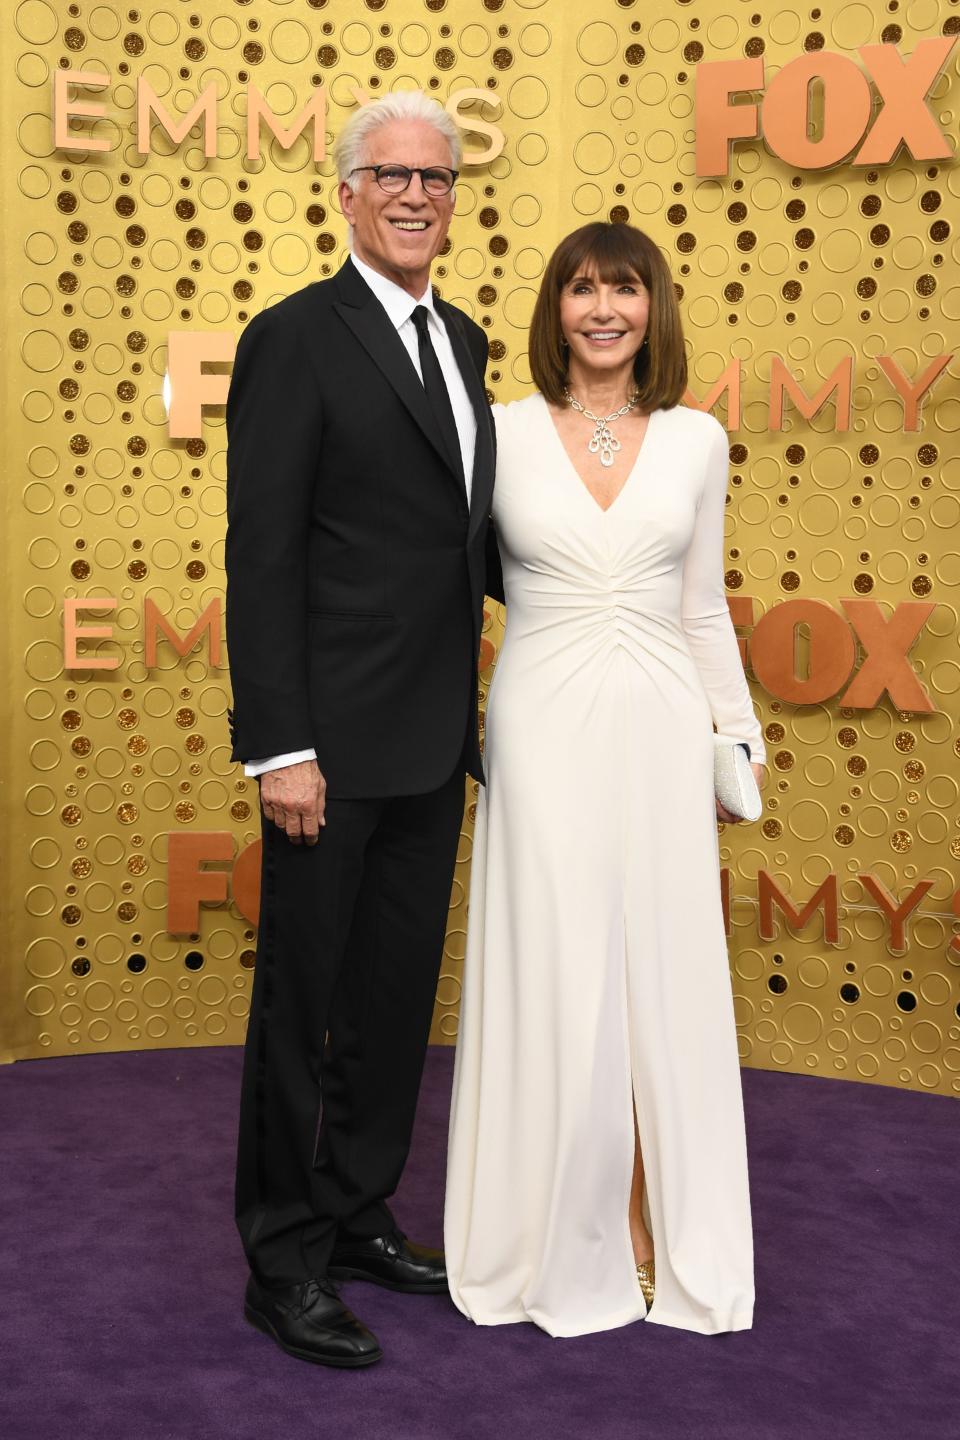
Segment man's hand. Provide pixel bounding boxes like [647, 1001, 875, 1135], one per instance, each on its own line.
[260, 759, 327, 845]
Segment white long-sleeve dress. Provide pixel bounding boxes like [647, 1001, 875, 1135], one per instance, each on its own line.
[444, 394, 766, 1338]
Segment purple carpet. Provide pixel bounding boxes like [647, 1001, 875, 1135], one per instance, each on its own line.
[1, 1046, 956, 1440]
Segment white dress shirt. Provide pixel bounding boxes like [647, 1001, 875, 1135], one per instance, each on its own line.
[244, 254, 479, 778]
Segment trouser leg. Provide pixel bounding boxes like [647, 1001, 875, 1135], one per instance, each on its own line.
[235, 798, 379, 1285]
[316, 769, 466, 1242]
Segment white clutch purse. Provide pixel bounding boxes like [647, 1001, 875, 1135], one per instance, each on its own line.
[714, 737, 762, 822]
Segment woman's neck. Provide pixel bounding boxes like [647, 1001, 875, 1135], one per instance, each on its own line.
[564, 361, 637, 415]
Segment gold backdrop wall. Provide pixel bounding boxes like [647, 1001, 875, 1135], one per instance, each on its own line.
[2, 0, 959, 1095]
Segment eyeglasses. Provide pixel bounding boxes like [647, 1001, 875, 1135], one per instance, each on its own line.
[349, 164, 459, 197]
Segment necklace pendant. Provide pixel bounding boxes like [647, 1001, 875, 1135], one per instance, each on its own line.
[596, 422, 619, 467]
[565, 389, 637, 470]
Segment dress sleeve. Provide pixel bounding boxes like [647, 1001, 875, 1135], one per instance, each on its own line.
[680, 419, 766, 766]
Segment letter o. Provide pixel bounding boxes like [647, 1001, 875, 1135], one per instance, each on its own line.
[231, 838, 262, 926]
[762, 52, 872, 169]
[751, 599, 856, 704]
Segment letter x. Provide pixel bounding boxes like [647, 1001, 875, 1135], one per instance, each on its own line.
[840, 600, 934, 710]
[856, 37, 956, 166]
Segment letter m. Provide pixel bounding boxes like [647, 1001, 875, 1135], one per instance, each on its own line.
[145, 598, 222, 668]
[758, 870, 840, 944]
[769, 356, 852, 432]
[684, 359, 742, 431]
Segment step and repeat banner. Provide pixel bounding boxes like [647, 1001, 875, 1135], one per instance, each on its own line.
[2, 0, 959, 1094]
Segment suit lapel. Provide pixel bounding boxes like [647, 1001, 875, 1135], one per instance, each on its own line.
[438, 302, 495, 537]
[331, 259, 456, 479]
[330, 259, 494, 527]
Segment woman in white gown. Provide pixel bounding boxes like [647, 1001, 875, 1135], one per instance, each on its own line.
[444, 223, 766, 1338]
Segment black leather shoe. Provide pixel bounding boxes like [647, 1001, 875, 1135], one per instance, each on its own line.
[243, 1275, 383, 1368]
[328, 1229, 447, 1294]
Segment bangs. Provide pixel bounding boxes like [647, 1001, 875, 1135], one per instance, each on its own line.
[554, 226, 651, 291]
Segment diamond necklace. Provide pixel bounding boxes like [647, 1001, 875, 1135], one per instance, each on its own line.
[563, 386, 641, 468]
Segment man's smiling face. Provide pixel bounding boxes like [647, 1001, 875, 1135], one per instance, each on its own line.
[339, 118, 456, 298]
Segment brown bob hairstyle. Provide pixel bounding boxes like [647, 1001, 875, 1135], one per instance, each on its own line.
[529, 222, 687, 411]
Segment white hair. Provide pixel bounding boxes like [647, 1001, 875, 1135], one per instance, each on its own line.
[334, 91, 462, 192]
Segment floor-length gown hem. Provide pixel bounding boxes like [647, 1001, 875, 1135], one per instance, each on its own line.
[647, 1306, 755, 1336]
[452, 1300, 649, 1340]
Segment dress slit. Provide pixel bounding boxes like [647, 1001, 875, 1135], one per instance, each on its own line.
[622, 925, 657, 1321]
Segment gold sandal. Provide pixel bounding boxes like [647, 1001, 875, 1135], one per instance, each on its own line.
[636, 1258, 655, 1313]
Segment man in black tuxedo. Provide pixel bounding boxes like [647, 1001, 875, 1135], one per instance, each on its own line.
[224, 91, 498, 1368]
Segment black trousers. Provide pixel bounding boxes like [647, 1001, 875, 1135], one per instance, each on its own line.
[235, 768, 465, 1285]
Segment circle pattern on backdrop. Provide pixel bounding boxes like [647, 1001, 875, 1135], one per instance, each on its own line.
[5, 1, 959, 1097]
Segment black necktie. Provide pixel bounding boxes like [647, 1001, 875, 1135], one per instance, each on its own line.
[411, 305, 464, 487]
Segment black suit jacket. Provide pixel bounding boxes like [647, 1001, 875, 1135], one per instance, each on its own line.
[224, 257, 498, 798]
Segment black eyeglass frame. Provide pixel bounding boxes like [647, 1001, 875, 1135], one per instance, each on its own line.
[348, 163, 460, 196]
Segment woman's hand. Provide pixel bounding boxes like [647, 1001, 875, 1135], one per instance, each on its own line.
[716, 761, 765, 825]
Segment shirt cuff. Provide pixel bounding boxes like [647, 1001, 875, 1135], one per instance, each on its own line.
[244, 748, 317, 777]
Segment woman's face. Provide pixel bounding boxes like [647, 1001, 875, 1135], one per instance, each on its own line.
[558, 266, 650, 379]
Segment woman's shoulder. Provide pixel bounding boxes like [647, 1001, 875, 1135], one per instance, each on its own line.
[491, 391, 545, 426]
[657, 403, 728, 450]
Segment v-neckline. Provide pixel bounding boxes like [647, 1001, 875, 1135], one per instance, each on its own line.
[541, 393, 658, 516]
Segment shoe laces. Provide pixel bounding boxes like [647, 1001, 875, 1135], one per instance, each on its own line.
[300, 1277, 338, 1312]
